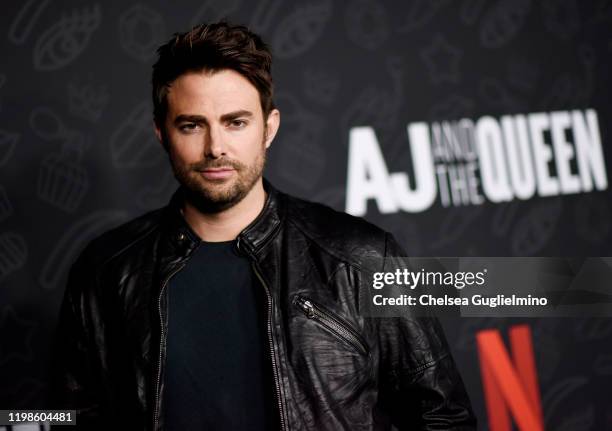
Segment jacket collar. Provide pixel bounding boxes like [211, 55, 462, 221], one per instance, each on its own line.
[237, 178, 283, 257]
[163, 178, 283, 258]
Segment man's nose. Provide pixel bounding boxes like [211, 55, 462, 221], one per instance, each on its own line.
[205, 124, 226, 158]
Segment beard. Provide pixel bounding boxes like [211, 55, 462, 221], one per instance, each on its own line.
[170, 140, 267, 214]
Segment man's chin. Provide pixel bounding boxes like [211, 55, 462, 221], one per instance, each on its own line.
[176, 165, 264, 214]
[182, 183, 247, 214]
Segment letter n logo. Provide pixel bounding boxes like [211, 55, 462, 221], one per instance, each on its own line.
[476, 324, 544, 431]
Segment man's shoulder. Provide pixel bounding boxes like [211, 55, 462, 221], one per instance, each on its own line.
[281, 192, 390, 268]
[76, 206, 165, 269]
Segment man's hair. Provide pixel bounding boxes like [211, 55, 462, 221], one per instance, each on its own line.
[152, 22, 274, 126]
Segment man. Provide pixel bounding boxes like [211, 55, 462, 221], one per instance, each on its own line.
[51, 22, 476, 430]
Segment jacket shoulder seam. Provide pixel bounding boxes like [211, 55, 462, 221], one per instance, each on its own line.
[92, 220, 162, 270]
[285, 216, 367, 272]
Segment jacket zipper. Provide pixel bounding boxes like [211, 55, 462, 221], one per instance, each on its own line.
[251, 262, 288, 431]
[293, 295, 369, 356]
[153, 263, 185, 431]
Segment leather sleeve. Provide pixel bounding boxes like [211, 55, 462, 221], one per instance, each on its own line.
[375, 233, 477, 430]
[48, 248, 108, 430]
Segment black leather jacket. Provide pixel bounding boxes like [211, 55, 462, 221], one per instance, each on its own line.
[51, 180, 476, 430]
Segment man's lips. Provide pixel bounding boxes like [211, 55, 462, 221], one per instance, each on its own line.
[198, 167, 235, 180]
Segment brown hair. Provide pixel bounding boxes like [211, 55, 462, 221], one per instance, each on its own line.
[152, 22, 274, 126]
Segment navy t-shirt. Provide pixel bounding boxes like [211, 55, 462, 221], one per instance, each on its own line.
[163, 240, 277, 430]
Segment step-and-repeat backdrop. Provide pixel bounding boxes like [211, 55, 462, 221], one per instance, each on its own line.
[1, 1, 611, 429]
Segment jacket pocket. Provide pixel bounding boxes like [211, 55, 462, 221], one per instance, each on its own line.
[293, 295, 369, 356]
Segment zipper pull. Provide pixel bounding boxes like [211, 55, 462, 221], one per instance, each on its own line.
[235, 235, 247, 256]
[295, 296, 316, 319]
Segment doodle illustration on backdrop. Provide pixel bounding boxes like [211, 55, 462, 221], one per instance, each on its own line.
[33, 5, 102, 71]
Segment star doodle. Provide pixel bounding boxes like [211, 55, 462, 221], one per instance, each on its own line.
[420, 34, 463, 84]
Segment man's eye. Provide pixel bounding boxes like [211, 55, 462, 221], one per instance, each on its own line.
[229, 119, 247, 129]
[179, 123, 198, 132]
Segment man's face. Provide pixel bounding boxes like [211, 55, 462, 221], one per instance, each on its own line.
[155, 69, 279, 213]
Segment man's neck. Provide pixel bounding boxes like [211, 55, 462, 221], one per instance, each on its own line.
[182, 180, 267, 242]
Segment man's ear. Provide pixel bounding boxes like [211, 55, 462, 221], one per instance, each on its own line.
[264, 109, 280, 149]
[154, 120, 168, 151]
[154, 120, 162, 142]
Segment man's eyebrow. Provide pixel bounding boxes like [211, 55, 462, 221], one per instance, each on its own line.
[220, 110, 254, 122]
[173, 114, 208, 125]
[172, 110, 254, 125]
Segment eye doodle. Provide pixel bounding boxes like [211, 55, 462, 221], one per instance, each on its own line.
[33, 5, 102, 71]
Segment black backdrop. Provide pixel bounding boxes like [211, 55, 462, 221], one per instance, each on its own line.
[1, 0, 612, 429]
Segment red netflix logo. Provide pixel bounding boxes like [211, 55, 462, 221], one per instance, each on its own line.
[477, 324, 544, 431]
